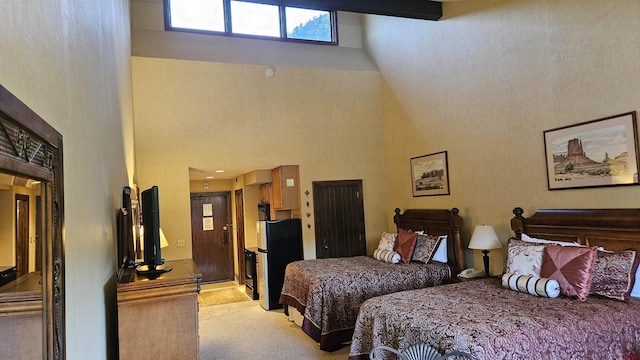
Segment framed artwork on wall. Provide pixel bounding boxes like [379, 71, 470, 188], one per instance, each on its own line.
[410, 151, 450, 196]
[544, 111, 639, 190]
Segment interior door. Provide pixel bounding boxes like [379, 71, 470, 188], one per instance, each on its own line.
[313, 180, 366, 258]
[190, 192, 233, 283]
[234, 189, 246, 285]
[15, 194, 29, 277]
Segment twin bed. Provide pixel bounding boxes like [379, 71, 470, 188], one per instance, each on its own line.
[348, 207, 640, 359]
[279, 208, 465, 351]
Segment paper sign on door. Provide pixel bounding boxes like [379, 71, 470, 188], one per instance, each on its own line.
[203, 204, 213, 216]
[203, 217, 214, 231]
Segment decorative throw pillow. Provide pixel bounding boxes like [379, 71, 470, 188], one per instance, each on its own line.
[590, 249, 640, 301]
[373, 249, 401, 264]
[540, 245, 598, 301]
[501, 272, 560, 298]
[408, 231, 449, 263]
[377, 232, 397, 251]
[394, 229, 418, 263]
[505, 238, 545, 277]
[412, 234, 444, 263]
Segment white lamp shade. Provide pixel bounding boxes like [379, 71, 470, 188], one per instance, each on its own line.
[468, 225, 502, 250]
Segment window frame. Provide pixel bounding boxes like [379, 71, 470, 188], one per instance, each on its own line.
[164, 0, 338, 45]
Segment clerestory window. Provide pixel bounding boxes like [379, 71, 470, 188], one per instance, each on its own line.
[165, 0, 337, 44]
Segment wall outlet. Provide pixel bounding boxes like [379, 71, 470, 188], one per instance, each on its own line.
[177, 239, 185, 247]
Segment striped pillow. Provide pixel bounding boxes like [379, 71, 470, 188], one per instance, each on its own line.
[373, 249, 401, 264]
[502, 272, 560, 298]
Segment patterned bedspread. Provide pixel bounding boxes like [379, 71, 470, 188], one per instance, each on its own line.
[349, 277, 640, 360]
[278, 256, 451, 351]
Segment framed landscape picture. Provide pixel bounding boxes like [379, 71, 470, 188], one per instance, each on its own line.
[410, 151, 450, 196]
[544, 111, 639, 190]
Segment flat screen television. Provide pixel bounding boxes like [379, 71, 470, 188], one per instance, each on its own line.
[136, 185, 172, 275]
[116, 186, 135, 273]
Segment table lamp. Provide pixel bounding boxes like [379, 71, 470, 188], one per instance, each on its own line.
[468, 225, 502, 277]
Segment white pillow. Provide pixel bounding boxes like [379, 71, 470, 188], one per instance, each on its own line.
[631, 265, 640, 298]
[373, 249, 401, 264]
[431, 235, 448, 263]
[521, 233, 605, 251]
[377, 232, 397, 251]
[521, 233, 583, 247]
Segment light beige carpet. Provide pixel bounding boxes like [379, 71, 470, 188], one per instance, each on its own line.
[199, 300, 350, 360]
[198, 286, 251, 307]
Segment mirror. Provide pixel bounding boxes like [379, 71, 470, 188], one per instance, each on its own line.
[0, 84, 65, 360]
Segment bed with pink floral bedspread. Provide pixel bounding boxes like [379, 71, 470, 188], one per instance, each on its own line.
[349, 277, 640, 360]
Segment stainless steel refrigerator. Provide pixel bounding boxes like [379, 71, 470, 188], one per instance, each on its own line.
[256, 218, 303, 310]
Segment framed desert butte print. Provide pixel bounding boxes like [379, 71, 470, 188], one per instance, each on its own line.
[544, 111, 639, 190]
[410, 151, 450, 196]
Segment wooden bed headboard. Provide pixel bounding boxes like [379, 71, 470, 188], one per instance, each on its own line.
[511, 207, 640, 252]
[393, 208, 464, 272]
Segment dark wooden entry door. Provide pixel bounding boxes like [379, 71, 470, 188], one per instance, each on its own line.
[313, 180, 366, 258]
[190, 192, 233, 283]
[234, 189, 246, 285]
[15, 194, 29, 277]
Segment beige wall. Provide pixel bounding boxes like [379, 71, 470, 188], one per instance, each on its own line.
[132, 57, 386, 261]
[365, 0, 640, 274]
[130, 0, 372, 70]
[0, 1, 134, 358]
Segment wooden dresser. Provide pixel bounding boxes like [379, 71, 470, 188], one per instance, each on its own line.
[117, 259, 202, 360]
[0, 272, 43, 360]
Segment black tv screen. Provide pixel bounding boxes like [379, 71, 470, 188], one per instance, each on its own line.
[138, 185, 172, 275]
[117, 186, 135, 269]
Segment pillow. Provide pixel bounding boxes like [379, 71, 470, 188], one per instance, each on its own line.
[632, 265, 640, 298]
[394, 229, 418, 263]
[501, 272, 560, 298]
[411, 231, 448, 263]
[431, 235, 448, 263]
[373, 249, 401, 264]
[411, 234, 444, 263]
[505, 238, 545, 277]
[590, 249, 640, 301]
[377, 232, 397, 251]
[540, 245, 598, 301]
[521, 233, 583, 247]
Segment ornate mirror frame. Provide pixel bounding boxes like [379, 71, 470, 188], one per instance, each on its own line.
[0, 84, 65, 359]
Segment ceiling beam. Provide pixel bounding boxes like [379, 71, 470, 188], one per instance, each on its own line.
[267, 0, 443, 21]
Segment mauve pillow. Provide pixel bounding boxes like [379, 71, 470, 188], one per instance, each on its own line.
[591, 250, 640, 301]
[540, 245, 597, 301]
[394, 229, 418, 263]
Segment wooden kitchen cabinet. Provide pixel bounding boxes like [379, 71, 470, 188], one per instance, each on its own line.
[259, 183, 271, 204]
[271, 165, 300, 211]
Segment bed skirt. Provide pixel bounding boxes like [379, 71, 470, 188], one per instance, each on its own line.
[280, 294, 353, 351]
